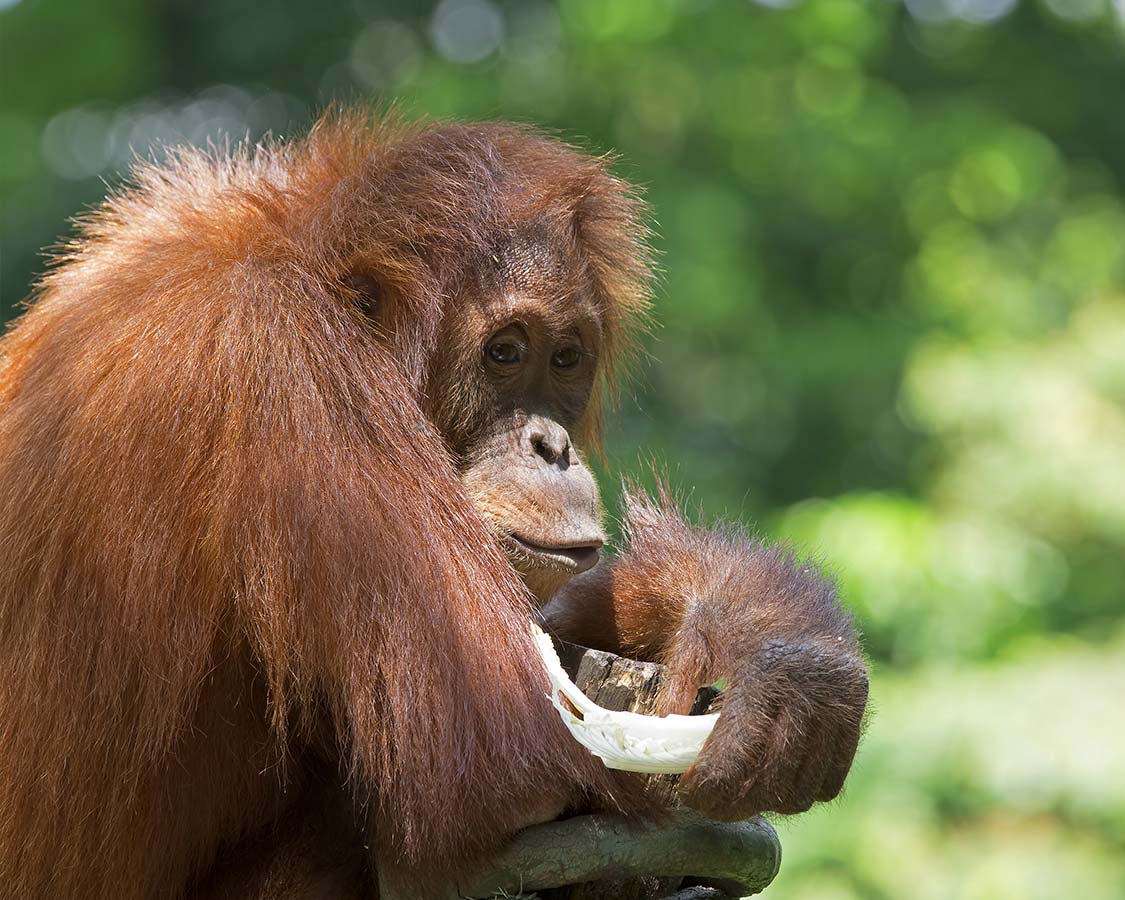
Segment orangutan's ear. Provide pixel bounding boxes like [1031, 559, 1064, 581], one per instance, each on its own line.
[343, 270, 384, 321]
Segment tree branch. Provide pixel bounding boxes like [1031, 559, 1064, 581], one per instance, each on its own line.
[457, 807, 780, 899]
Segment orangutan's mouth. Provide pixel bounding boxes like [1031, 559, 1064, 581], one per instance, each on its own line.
[506, 534, 602, 573]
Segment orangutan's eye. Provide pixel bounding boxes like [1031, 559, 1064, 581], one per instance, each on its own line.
[488, 341, 523, 365]
[551, 346, 582, 370]
[484, 325, 530, 371]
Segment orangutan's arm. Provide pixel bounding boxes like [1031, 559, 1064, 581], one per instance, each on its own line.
[541, 488, 868, 820]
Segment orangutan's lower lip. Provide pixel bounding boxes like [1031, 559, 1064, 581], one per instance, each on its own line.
[508, 535, 602, 572]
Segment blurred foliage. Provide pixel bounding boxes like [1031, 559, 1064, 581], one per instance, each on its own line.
[2, 0, 1124, 896]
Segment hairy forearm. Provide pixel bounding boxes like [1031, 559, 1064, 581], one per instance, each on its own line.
[543, 489, 861, 712]
[546, 487, 868, 819]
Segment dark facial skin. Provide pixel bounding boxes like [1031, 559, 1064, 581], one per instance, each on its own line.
[430, 232, 609, 604]
[461, 325, 605, 603]
[462, 339, 605, 602]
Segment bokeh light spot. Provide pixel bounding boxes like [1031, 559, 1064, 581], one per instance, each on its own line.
[42, 107, 112, 180]
[955, 0, 1020, 22]
[350, 20, 423, 89]
[795, 48, 865, 118]
[904, 0, 1018, 21]
[430, 0, 505, 64]
[1043, 0, 1106, 22]
[561, 0, 677, 42]
[949, 148, 1023, 221]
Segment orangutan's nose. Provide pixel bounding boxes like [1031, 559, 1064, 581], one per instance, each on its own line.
[523, 416, 572, 470]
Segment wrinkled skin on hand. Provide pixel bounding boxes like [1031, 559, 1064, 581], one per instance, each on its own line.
[541, 488, 869, 821]
[679, 638, 868, 820]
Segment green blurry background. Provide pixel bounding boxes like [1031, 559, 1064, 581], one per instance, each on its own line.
[2, 0, 1124, 897]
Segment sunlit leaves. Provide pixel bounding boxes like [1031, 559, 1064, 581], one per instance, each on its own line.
[775, 638, 1125, 900]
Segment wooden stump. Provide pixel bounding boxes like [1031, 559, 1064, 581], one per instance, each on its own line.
[541, 643, 737, 900]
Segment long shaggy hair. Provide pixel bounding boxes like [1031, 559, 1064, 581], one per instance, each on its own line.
[0, 110, 652, 898]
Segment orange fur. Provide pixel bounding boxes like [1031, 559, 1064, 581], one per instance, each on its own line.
[543, 485, 868, 821]
[0, 111, 649, 899]
[1, 109, 866, 898]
